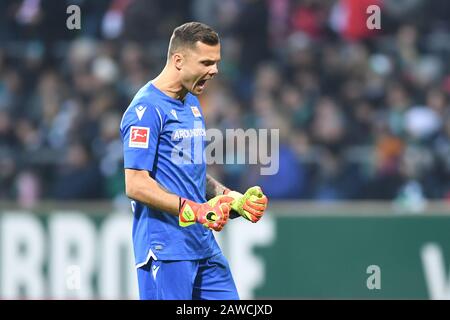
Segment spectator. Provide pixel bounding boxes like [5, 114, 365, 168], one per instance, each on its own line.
[51, 142, 103, 199]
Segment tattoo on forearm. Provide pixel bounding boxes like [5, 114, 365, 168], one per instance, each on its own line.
[206, 174, 227, 200]
[206, 174, 240, 219]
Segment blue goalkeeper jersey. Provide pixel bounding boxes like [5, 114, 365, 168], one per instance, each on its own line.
[120, 82, 221, 266]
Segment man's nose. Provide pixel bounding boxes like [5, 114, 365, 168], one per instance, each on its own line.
[209, 64, 219, 76]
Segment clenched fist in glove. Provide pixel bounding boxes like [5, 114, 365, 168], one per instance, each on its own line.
[179, 195, 234, 231]
[224, 186, 268, 223]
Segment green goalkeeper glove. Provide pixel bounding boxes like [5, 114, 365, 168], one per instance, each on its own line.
[178, 195, 234, 231]
[224, 186, 268, 223]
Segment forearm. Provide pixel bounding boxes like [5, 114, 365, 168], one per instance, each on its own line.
[206, 174, 228, 200]
[125, 169, 180, 216]
[206, 173, 241, 219]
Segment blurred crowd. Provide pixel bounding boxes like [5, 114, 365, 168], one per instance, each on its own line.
[2, 0, 450, 207]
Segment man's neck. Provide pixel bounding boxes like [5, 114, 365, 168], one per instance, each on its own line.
[152, 66, 188, 102]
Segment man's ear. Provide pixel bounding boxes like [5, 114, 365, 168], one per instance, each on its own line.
[173, 53, 184, 71]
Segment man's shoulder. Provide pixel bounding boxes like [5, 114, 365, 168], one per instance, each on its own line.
[123, 83, 170, 117]
[131, 82, 164, 106]
[120, 83, 165, 131]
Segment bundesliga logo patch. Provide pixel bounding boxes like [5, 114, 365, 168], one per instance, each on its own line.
[129, 126, 149, 148]
[191, 106, 202, 118]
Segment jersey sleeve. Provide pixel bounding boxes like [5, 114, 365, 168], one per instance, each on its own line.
[120, 102, 164, 172]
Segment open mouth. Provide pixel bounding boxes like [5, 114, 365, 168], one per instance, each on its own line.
[197, 79, 207, 88]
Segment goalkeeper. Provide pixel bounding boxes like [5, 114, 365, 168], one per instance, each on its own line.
[120, 22, 268, 300]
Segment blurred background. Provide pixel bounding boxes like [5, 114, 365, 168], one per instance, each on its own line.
[1, 0, 450, 299]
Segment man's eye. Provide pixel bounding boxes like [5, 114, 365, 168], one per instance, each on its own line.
[202, 61, 213, 66]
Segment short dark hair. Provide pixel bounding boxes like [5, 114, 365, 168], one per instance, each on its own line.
[168, 22, 219, 57]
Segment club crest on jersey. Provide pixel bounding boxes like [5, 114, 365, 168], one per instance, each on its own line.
[191, 106, 202, 118]
[129, 126, 149, 148]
